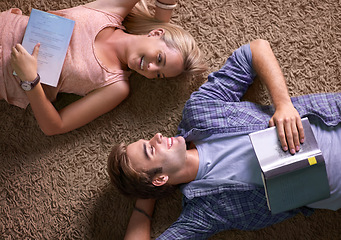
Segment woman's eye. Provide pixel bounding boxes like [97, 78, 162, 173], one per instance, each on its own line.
[150, 146, 154, 154]
[158, 53, 162, 63]
[157, 73, 161, 79]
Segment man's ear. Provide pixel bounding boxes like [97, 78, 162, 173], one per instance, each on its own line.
[152, 174, 169, 187]
[147, 28, 165, 38]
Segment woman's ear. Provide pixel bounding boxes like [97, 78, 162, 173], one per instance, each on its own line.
[147, 28, 165, 38]
[152, 174, 169, 186]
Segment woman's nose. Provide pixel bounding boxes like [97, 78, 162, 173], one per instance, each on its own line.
[147, 62, 160, 71]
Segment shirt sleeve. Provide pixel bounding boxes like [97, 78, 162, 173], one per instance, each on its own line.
[191, 43, 256, 103]
[156, 197, 224, 240]
[156, 186, 313, 240]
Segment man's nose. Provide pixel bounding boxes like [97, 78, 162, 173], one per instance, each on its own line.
[151, 133, 162, 144]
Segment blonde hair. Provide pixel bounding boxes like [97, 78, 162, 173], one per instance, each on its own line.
[123, 1, 207, 78]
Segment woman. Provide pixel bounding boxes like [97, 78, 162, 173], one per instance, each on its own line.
[1, 0, 206, 135]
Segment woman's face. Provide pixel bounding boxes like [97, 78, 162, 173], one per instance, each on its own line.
[127, 29, 184, 79]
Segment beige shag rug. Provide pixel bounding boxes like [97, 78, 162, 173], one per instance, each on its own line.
[1, 0, 340, 239]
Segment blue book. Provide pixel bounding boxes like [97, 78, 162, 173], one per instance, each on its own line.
[21, 8, 75, 87]
[249, 118, 330, 214]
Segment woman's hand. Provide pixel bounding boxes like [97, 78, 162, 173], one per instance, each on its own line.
[269, 103, 305, 154]
[10, 43, 40, 81]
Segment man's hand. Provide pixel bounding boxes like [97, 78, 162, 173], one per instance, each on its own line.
[10, 43, 40, 82]
[269, 103, 304, 154]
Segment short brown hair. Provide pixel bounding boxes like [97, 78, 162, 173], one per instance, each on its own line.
[107, 143, 177, 199]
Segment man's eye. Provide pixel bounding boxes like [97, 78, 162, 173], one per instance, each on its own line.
[150, 146, 154, 154]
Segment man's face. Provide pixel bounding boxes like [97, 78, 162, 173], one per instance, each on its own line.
[126, 133, 187, 176]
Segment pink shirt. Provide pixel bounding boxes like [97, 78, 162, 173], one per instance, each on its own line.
[0, 6, 130, 108]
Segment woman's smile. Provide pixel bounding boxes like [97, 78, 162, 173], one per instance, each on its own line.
[140, 56, 145, 70]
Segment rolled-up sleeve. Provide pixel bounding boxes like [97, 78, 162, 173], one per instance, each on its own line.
[191, 43, 256, 103]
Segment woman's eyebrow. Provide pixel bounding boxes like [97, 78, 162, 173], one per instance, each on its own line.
[163, 52, 166, 67]
[162, 52, 166, 79]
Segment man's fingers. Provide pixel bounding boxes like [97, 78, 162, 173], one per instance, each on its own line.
[296, 118, 305, 144]
[271, 108, 304, 154]
[284, 119, 295, 154]
[269, 118, 275, 127]
[291, 120, 300, 152]
[276, 121, 288, 152]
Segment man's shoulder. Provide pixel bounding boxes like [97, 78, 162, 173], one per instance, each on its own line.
[181, 180, 259, 200]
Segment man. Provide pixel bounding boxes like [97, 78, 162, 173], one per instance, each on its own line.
[107, 39, 341, 239]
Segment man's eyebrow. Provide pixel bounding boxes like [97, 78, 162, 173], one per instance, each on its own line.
[143, 142, 150, 160]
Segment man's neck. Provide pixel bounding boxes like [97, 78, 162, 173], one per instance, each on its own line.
[183, 147, 200, 183]
[168, 143, 199, 185]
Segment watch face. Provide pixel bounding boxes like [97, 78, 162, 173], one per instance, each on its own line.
[21, 82, 32, 91]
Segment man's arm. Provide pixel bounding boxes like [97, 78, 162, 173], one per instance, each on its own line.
[250, 39, 304, 154]
[124, 199, 155, 240]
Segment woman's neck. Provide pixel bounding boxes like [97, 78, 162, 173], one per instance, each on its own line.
[94, 28, 133, 70]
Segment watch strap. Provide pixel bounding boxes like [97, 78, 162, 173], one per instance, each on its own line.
[20, 74, 40, 91]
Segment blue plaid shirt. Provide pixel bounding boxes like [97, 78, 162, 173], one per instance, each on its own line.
[157, 44, 341, 240]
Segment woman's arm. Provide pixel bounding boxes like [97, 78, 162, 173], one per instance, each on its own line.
[124, 199, 155, 240]
[154, 0, 178, 22]
[85, 0, 140, 19]
[86, 0, 177, 22]
[11, 43, 129, 136]
[250, 39, 304, 154]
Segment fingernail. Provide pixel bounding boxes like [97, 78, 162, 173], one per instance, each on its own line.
[290, 148, 295, 154]
[283, 146, 288, 151]
[296, 146, 300, 152]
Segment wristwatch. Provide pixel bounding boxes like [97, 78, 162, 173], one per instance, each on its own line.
[20, 74, 40, 91]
